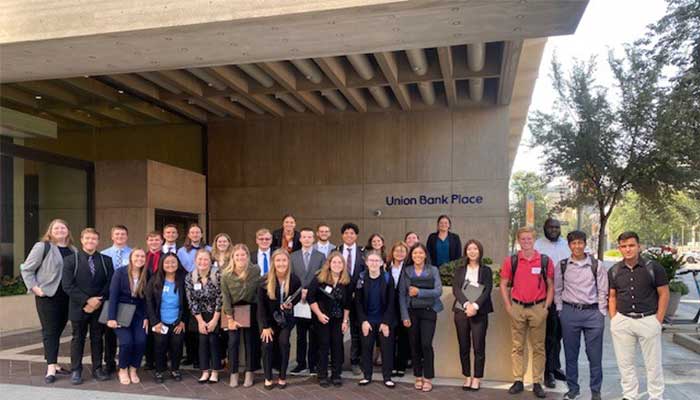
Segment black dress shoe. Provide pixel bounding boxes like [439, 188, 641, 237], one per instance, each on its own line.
[309, 367, 318, 375]
[290, 364, 306, 374]
[332, 377, 342, 387]
[154, 372, 165, 384]
[553, 369, 566, 381]
[544, 373, 556, 389]
[171, 370, 182, 382]
[93, 368, 110, 381]
[104, 363, 117, 375]
[533, 383, 546, 398]
[508, 380, 524, 394]
[278, 382, 288, 389]
[44, 374, 56, 384]
[319, 378, 331, 388]
[71, 371, 82, 385]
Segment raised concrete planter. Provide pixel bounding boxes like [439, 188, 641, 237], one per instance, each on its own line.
[0, 294, 40, 333]
[673, 332, 700, 354]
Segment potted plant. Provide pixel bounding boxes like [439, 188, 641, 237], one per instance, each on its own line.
[645, 247, 690, 318]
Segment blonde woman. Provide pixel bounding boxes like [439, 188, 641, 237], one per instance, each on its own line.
[20, 219, 77, 383]
[257, 249, 301, 389]
[185, 249, 222, 383]
[221, 244, 261, 388]
[107, 248, 149, 385]
[212, 233, 234, 270]
[308, 251, 352, 387]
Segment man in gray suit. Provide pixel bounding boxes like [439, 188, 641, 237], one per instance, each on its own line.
[289, 227, 326, 374]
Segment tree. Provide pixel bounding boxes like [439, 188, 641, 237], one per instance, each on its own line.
[608, 192, 683, 246]
[528, 45, 694, 259]
[509, 171, 550, 252]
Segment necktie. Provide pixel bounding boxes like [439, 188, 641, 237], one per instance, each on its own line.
[88, 255, 95, 277]
[346, 248, 353, 276]
[115, 248, 123, 268]
[304, 251, 310, 270]
[263, 252, 269, 274]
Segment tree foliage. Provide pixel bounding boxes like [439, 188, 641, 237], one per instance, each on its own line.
[509, 171, 550, 251]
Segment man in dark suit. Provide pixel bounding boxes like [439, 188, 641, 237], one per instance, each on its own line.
[336, 222, 366, 375]
[62, 228, 114, 385]
[289, 227, 326, 374]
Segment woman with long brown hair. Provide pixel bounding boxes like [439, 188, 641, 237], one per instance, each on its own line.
[257, 249, 301, 389]
[107, 248, 149, 384]
[221, 243, 261, 388]
[20, 219, 77, 383]
[308, 251, 352, 387]
[212, 233, 234, 270]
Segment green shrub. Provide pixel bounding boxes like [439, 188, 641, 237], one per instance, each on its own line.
[604, 249, 622, 258]
[669, 280, 690, 296]
[0, 275, 28, 297]
[439, 257, 500, 287]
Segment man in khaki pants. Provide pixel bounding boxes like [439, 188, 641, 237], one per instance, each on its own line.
[500, 226, 554, 398]
[609, 231, 669, 400]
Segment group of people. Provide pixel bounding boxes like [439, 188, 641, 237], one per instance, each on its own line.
[20, 213, 669, 400]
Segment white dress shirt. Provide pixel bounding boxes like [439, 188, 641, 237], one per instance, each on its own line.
[534, 237, 571, 266]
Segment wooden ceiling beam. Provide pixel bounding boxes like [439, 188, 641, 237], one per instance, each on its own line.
[1, 85, 104, 127]
[259, 61, 324, 115]
[205, 96, 246, 119]
[14, 81, 80, 105]
[157, 70, 204, 97]
[373, 52, 411, 110]
[0, 100, 88, 131]
[314, 57, 367, 113]
[437, 46, 457, 107]
[207, 66, 285, 117]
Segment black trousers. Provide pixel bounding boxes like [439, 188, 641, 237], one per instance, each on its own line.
[104, 326, 117, 368]
[349, 311, 361, 366]
[228, 328, 255, 373]
[198, 312, 221, 371]
[35, 286, 69, 365]
[454, 311, 489, 378]
[545, 303, 562, 375]
[185, 309, 199, 364]
[70, 310, 105, 373]
[294, 317, 318, 369]
[316, 317, 344, 380]
[144, 332, 155, 367]
[262, 325, 292, 381]
[408, 309, 437, 379]
[393, 322, 410, 372]
[361, 322, 394, 381]
[154, 323, 184, 373]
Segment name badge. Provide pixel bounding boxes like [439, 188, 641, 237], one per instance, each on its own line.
[160, 325, 169, 334]
[323, 285, 333, 294]
[194, 283, 202, 291]
[163, 286, 170, 293]
[531, 267, 542, 275]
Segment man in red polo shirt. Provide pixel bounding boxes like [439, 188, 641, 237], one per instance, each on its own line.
[500, 226, 554, 398]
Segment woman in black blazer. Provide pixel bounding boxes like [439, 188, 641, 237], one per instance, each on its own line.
[257, 249, 302, 390]
[355, 250, 396, 387]
[426, 215, 462, 267]
[452, 239, 493, 391]
[386, 241, 410, 377]
[308, 251, 352, 387]
[271, 214, 301, 253]
[145, 253, 188, 383]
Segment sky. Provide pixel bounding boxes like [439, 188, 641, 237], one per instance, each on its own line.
[511, 0, 669, 176]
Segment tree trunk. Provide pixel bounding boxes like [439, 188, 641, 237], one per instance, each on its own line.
[597, 214, 608, 261]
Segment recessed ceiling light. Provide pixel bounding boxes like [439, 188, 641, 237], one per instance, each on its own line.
[117, 90, 124, 94]
[34, 95, 42, 100]
[207, 82, 214, 87]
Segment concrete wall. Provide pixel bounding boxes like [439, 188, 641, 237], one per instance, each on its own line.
[25, 123, 203, 174]
[208, 107, 510, 262]
[95, 160, 206, 248]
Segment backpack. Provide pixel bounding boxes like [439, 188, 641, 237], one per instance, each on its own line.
[510, 253, 550, 289]
[560, 257, 599, 292]
[610, 257, 655, 284]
